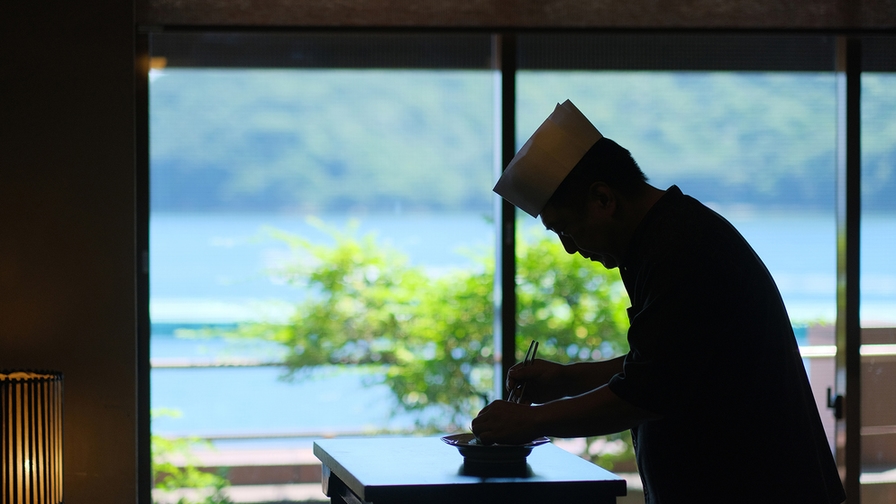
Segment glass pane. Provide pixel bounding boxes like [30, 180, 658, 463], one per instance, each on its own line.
[517, 65, 839, 494]
[860, 36, 896, 499]
[149, 37, 496, 498]
[518, 70, 838, 318]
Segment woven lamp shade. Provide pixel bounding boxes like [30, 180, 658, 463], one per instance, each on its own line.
[1, 371, 64, 504]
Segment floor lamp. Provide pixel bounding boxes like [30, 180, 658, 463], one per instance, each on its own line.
[1, 371, 64, 504]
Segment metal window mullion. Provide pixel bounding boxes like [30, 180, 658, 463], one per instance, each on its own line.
[834, 35, 862, 503]
[493, 32, 517, 401]
[136, 30, 153, 504]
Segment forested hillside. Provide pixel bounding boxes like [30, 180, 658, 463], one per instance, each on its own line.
[150, 69, 895, 213]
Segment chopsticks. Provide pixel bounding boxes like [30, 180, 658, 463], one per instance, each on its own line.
[508, 340, 538, 404]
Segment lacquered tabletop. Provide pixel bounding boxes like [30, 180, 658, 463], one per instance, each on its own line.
[314, 436, 626, 503]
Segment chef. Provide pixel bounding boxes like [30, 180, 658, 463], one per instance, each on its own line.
[471, 100, 845, 503]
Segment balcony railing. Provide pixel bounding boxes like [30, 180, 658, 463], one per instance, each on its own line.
[151, 326, 896, 504]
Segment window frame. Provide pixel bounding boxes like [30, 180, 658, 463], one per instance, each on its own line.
[137, 28, 894, 502]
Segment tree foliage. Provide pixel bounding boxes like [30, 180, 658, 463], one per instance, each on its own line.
[227, 222, 635, 467]
[515, 228, 630, 363]
[152, 409, 233, 504]
[233, 221, 496, 430]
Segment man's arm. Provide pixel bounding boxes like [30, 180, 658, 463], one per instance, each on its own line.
[533, 384, 659, 438]
[555, 356, 626, 397]
[506, 355, 626, 404]
[474, 360, 658, 444]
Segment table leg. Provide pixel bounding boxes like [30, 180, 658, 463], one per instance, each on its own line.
[322, 464, 371, 504]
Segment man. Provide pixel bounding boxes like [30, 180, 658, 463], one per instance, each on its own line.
[471, 100, 845, 503]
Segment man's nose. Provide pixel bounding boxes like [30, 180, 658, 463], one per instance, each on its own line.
[559, 235, 578, 255]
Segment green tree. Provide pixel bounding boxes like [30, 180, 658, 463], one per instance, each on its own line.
[152, 409, 233, 504]
[229, 222, 634, 467]
[515, 228, 630, 362]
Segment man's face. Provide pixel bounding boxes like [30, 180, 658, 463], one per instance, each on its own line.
[539, 200, 619, 269]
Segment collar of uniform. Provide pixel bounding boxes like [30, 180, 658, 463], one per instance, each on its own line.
[619, 185, 683, 272]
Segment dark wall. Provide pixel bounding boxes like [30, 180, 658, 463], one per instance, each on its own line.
[0, 1, 138, 502]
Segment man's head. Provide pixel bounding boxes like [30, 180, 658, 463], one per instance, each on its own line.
[546, 137, 648, 214]
[539, 138, 649, 269]
[493, 99, 648, 218]
[494, 100, 653, 268]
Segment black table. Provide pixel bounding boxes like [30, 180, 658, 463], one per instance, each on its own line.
[313, 436, 627, 504]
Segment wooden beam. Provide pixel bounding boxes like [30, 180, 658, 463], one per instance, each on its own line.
[138, 0, 896, 30]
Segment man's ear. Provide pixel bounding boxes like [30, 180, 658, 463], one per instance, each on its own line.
[587, 182, 615, 211]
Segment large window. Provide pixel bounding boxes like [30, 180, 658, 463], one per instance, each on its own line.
[148, 33, 497, 500]
[144, 31, 892, 503]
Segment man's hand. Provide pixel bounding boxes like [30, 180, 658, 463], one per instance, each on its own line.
[474, 384, 660, 443]
[506, 359, 568, 404]
[470, 400, 540, 445]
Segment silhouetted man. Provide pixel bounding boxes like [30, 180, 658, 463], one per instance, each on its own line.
[472, 100, 845, 503]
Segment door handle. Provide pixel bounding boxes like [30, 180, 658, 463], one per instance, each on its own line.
[827, 387, 843, 420]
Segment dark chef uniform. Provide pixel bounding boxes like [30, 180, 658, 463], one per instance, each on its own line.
[607, 186, 846, 503]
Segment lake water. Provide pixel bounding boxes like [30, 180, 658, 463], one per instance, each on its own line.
[149, 211, 896, 445]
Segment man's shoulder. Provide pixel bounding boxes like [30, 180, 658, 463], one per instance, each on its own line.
[628, 187, 765, 286]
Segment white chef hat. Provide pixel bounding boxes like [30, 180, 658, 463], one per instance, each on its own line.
[493, 99, 603, 217]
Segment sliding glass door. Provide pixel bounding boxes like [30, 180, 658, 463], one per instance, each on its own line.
[148, 32, 496, 466]
[515, 32, 841, 485]
[859, 36, 896, 502]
